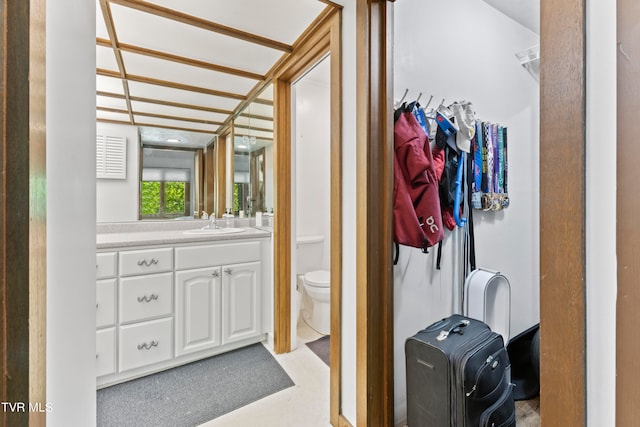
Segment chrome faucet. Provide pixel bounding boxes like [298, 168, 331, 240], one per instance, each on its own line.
[202, 215, 221, 230]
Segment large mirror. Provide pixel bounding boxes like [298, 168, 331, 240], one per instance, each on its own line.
[95, 87, 272, 223]
[232, 84, 274, 217]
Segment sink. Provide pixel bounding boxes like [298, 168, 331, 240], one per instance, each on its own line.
[183, 227, 246, 235]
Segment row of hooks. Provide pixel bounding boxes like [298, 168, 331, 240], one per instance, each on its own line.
[394, 88, 445, 112]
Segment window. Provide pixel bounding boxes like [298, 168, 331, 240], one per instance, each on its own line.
[141, 181, 189, 219]
[140, 147, 195, 219]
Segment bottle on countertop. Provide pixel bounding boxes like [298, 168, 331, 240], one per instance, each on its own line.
[222, 208, 234, 228]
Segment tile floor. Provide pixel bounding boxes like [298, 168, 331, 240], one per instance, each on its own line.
[198, 320, 330, 427]
[198, 321, 540, 427]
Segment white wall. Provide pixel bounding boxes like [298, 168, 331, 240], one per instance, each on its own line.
[339, 0, 358, 422]
[96, 122, 139, 222]
[294, 58, 331, 270]
[393, 1, 540, 423]
[46, 1, 97, 426]
[586, 0, 617, 424]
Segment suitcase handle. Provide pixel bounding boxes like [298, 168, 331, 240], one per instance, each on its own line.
[437, 319, 470, 341]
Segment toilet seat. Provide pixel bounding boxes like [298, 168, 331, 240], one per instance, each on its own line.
[304, 270, 330, 287]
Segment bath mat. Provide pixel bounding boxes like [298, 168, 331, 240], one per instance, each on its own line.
[306, 335, 330, 367]
[97, 343, 294, 427]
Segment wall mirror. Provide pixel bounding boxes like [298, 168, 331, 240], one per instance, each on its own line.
[232, 84, 274, 217]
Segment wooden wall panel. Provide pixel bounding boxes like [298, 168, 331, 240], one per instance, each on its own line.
[540, 0, 587, 425]
[1, 0, 47, 426]
[616, 0, 640, 424]
[355, 0, 394, 425]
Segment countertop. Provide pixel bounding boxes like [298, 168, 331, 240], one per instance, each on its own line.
[97, 221, 271, 250]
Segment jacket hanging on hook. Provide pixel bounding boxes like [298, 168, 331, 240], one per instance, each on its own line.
[393, 108, 444, 253]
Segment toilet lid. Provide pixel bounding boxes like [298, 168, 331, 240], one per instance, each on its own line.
[304, 270, 330, 287]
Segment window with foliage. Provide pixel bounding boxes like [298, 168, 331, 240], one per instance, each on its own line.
[141, 181, 189, 219]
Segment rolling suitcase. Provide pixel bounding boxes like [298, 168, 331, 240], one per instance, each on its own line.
[405, 314, 515, 427]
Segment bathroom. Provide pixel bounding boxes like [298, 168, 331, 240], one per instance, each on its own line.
[6, 0, 619, 426]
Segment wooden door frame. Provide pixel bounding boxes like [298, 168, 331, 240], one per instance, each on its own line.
[539, 0, 587, 424]
[271, 9, 345, 426]
[355, 1, 394, 426]
[0, 0, 47, 426]
[357, 0, 589, 425]
[616, 0, 638, 423]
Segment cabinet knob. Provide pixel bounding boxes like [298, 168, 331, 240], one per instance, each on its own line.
[224, 268, 233, 275]
[212, 270, 220, 277]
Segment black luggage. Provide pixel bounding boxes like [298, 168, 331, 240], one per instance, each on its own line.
[405, 314, 515, 427]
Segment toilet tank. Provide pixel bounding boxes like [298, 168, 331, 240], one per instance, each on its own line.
[296, 235, 324, 274]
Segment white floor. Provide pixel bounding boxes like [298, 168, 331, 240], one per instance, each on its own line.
[198, 320, 330, 427]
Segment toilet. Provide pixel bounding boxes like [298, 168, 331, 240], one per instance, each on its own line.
[296, 235, 330, 335]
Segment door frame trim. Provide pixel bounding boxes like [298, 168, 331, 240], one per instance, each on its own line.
[354, 0, 589, 425]
[271, 9, 344, 425]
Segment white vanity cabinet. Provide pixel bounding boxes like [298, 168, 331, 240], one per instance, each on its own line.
[174, 241, 262, 357]
[96, 234, 268, 388]
[174, 267, 222, 356]
[222, 261, 261, 344]
[95, 252, 117, 377]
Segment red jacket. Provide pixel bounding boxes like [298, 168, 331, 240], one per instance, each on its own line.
[393, 111, 444, 250]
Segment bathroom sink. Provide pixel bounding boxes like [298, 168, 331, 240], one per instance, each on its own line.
[183, 227, 245, 235]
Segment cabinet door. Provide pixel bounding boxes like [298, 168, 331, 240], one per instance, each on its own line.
[96, 327, 116, 377]
[175, 267, 222, 356]
[96, 278, 116, 328]
[222, 261, 261, 344]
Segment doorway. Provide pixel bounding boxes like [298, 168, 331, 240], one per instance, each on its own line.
[271, 9, 343, 425]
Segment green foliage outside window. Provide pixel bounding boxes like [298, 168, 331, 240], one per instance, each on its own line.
[141, 181, 186, 217]
[164, 182, 185, 214]
[141, 181, 160, 215]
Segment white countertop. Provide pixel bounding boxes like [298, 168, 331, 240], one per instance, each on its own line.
[97, 226, 271, 250]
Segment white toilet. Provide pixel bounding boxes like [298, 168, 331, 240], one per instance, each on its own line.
[296, 235, 330, 335]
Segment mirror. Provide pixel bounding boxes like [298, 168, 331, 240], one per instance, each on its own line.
[95, 87, 272, 223]
[232, 84, 274, 217]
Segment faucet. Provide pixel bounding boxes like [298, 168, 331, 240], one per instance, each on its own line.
[202, 215, 221, 230]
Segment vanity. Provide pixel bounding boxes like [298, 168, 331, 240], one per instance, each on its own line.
[95, 221, 272, 388]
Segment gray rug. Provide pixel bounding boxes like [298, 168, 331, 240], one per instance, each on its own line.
[97, 343, 294, 427]
[306, 335, 330, 367]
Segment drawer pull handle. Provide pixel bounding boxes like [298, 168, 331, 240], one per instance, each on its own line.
[224, 268, 233, 275]
[96, 353, 99, 359]
[137, 294, 159, 303]
[137, 258, 159, 267]
[137, 341, 158, 351]
[212, 270, 220, 277]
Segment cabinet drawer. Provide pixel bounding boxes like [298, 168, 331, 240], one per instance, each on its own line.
[119, 248, 173, 277]
[96, 328, 116, 377]
[119, 318, 173, 372]
[96, 279, 116, 328]
[96, 252, 117, 279]
[175, 241, 261, 270]
[119, 273, 173, 324]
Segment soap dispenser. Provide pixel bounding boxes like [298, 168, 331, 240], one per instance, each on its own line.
[223, 208, 234, 228]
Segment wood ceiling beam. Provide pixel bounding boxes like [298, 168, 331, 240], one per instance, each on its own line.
[238, 112, 273, 122]
[99, 0, 135, 124]
[96, 38, 265, 81]
[106, 0, 293, 52]
[317, 0, 344, 8]
[97, 118, 217, 135]
[97, 68, 247, 101]
[231, 124, 273, 134]
[97, 91, 235, 116]
[97, 106, 224, 126]
[215, 6, 337, 135]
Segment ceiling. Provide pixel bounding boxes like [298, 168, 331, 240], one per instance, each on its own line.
[95, 0, 337, 148]
[481, 0, 540, 35]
